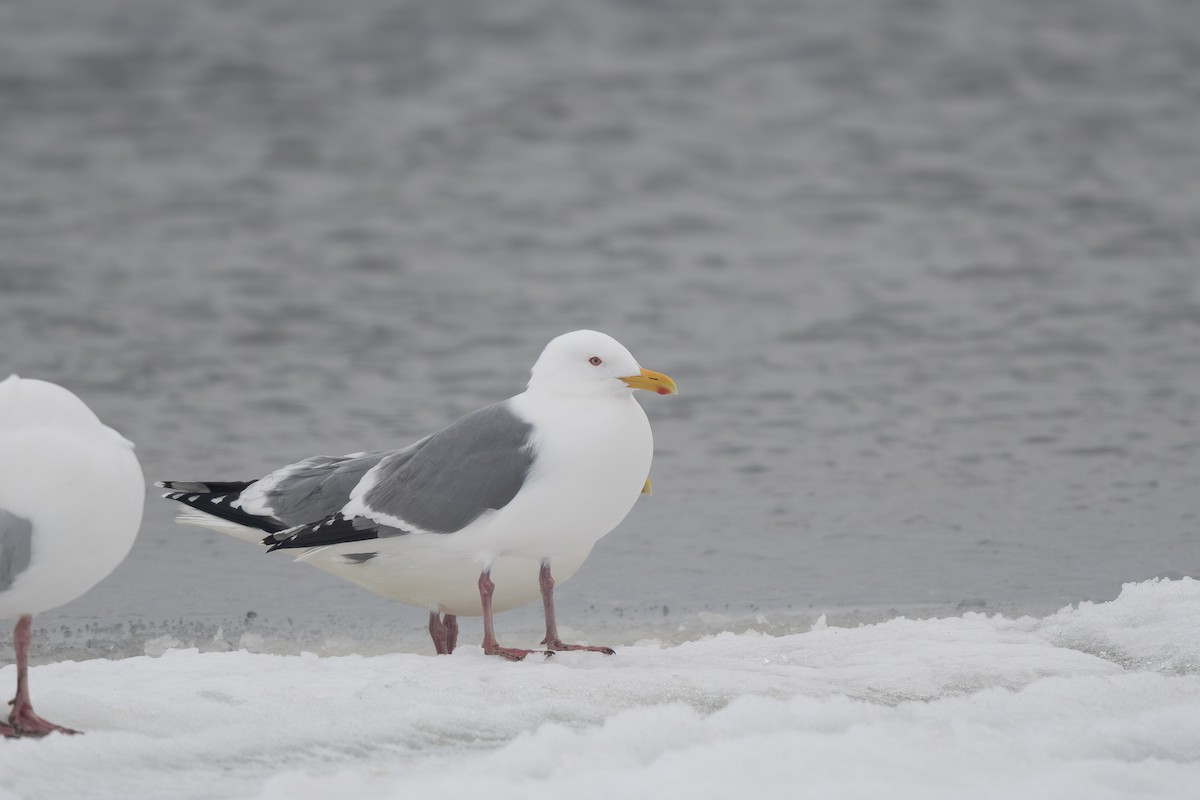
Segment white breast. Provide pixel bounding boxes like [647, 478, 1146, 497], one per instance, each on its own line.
[0, 406, 144, 617]
[472, 389, 653, 559]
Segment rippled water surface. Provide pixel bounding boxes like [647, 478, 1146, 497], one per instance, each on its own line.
[2, 0, 1198, 658]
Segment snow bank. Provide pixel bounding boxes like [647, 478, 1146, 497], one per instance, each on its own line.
[2, 579, 1198, 800]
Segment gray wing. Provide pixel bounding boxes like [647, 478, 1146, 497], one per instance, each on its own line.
[267, 402, 534, 550]
[0, 508, 33, 593]
[360, 401, 535, 533]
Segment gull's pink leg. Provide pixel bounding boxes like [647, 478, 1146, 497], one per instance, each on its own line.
[540, 561, 615, 654]
[8, 615, 78, 737]
[444, 614, 458, 654]
[479, 571, 546, 661]
[428, 611, 450, 655]
[427, 612, 459, 655]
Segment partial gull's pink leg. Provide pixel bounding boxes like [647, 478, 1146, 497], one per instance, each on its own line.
[479, 571, 547, 661]
[539, 561, 615, 655]
[8, 615, 78, 737]
[427, 612, 459, 655]
[428, 611, 451, 655]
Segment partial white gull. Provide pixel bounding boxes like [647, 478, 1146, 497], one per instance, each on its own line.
[0, 376, 144, 737]
[160, 330, 676, 660]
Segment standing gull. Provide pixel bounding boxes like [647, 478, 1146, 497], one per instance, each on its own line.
[160, 330, 676, 659]
[0, 376, 144, 737]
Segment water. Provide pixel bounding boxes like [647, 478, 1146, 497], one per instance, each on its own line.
[1, 0, 1199, 659]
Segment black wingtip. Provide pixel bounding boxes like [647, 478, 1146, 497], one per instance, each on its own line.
[262, 513, 383, 552]
[161, 483, 288, 534]
[159, 479, 256, 494]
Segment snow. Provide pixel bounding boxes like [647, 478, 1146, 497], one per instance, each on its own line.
[3, 579, 1198, 799]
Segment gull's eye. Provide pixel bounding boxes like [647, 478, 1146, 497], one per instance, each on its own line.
[588, 356, 603, 366]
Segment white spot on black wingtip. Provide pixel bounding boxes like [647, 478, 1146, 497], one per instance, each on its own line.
[154, 481, 167, 488]
[187, 495, 200, 502]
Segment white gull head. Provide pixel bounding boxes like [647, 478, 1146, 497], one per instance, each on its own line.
[526, 330, 677, 398]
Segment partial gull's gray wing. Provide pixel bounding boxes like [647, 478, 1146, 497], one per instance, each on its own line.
[266, 402, 534, 551]
[254, 450, 395, 526]
[161, 450, 399, 534]
[0, 508, 33, 593]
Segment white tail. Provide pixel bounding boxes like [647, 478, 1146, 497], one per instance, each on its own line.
[175, 506, 268, 545]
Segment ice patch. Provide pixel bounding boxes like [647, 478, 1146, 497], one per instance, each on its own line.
[1030, 577, 1200, 673]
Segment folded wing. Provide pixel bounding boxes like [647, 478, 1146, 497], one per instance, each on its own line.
[265, 402, 536, 551]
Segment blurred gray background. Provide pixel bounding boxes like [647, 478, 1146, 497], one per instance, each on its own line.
[2, 0, 1198, 657]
